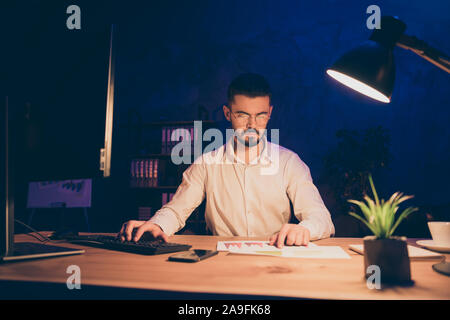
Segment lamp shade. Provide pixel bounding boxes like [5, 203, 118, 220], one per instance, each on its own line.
[327, 40, 395, 103]
[327, 16, 407, 103]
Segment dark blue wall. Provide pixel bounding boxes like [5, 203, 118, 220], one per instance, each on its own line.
[113, 0, 450, 208]
[5, 0, 450, 233]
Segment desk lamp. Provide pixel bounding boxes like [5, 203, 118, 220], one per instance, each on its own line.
[326, 15, 450, 276]
[326, 16, 450, 103]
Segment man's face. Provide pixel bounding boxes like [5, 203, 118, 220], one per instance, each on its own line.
[223, 94, 273, 147]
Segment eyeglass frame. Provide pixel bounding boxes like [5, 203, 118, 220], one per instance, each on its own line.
[228, 109, 271, 125]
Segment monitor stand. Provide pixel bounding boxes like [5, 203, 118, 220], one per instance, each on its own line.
[1, 242, 84, 262]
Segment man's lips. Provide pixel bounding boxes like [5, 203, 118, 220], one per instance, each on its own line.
[242, 130, 259, 136]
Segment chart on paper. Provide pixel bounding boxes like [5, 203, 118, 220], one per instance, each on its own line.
[216, 241, 351, 259]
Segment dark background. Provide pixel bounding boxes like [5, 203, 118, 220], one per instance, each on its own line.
[2, 0, 449, 236]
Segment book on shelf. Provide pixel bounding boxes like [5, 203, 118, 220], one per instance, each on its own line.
[130, 158, 160, 187]
[138, 206, 152, 221]
[162, 125, 197, 156]
[161, 192, 175, 206]
[161, 127, 167, 154]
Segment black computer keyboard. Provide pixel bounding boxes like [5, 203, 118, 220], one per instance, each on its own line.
[66, 234, 191, 255]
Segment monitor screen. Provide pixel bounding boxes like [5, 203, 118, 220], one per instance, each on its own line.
[4, 12, 114, 229]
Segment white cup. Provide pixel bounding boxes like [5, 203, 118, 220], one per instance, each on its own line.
[428, 222, 450, 246]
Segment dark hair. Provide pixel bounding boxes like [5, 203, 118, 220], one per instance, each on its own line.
[227, 73, 272, 106]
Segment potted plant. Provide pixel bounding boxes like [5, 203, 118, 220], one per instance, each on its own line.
[348, 174, 418, 285]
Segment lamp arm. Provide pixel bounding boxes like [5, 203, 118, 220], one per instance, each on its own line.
[396, 34, 450, 74]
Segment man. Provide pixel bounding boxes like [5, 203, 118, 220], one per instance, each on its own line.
[118, 73, 335, 248]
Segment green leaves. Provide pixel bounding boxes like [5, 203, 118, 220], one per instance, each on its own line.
[347, 174, 418, 238]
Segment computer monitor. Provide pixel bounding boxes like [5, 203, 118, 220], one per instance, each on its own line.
[1, 96, 85, 262]
[1, 19, 116, 261]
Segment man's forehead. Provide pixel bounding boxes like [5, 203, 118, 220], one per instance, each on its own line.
[231, 95, 271, 110]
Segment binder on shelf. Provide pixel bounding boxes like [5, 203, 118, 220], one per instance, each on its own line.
[162, 192, 175, 206]
[161, 127, 166, 154]
[126, 120, 215, 235]
[138, 206, 152, 221]
[139, 160, 142, 185]
[163, 124, 197, 156]
[191, 126, 196, 155]
[153, 159, 158, 187]
[165, 126, 170, 155]
[130, 158, 161, 188]
[148, 159, 152, 187]
[172, 126, 177, 154]
[144, 159, 148, 180]
[130, 159, 135, 179]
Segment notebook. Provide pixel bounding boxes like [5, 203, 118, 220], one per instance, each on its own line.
[349, 244, 443, 260]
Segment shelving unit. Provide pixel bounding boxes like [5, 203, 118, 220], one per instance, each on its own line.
[122, 118, 216, 235]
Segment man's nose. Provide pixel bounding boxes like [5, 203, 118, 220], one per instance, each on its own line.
[246, 116, 257, 127]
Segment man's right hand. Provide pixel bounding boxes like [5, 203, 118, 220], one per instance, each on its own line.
[118, 220, 169, 243]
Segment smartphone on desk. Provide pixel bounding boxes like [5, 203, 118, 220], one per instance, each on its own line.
[168, 249, 218, 263]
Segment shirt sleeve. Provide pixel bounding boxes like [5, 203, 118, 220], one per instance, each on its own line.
[149, 156, 206, 236]
[284, 153, 335, 240]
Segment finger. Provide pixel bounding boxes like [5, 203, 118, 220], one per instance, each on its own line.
[269, 234, 278, 246]
[119, 223, 129, 241]
[125, 221, 136, 241]
[118, 223, 126, 240]
[285, 232, 296, 246]
[276, 225, 290, 249]
[150, 227, 168, 242]
[303, 229, 310, 246]
[133, 224, 149, 242]
[301, 232, 308, 246]
[294, 233, 303, 246]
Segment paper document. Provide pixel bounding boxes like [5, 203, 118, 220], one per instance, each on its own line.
[217, 241, 351, 259]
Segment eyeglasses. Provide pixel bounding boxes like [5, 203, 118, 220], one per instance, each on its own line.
[230, 111, 270, 125]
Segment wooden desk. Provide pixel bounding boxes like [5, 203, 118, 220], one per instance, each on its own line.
[0, 233, 449, 300]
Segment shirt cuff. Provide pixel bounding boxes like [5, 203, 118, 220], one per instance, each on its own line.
[298, 220, 320, 241]
[299, 218, 335, 241]
[149, 208, 180, 236]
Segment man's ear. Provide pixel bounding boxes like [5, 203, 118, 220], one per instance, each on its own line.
[223, 105, 231, 121]
[269, 105, 273, 117]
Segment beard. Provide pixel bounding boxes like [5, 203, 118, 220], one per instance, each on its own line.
[235, 128, 266, 148]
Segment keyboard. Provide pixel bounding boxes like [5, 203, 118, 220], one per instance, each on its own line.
[66, 234, 191, 255]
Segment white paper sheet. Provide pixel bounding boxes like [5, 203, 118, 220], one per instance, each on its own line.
[216, 241, 351, 259]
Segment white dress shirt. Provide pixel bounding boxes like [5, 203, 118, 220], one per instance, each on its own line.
[150, 134, 335, 240]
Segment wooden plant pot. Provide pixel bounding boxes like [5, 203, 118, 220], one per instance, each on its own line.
[363, 236, 412, 285]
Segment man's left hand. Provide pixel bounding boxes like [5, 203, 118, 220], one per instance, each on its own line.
[269, 224, 310, 248]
